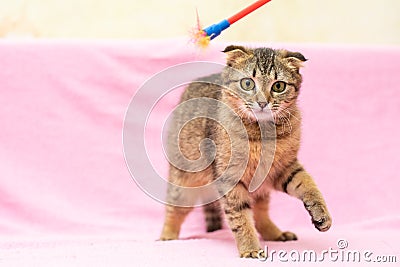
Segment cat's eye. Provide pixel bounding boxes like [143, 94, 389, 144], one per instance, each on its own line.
[271, 81, 287, 93]
[240, 78, 255, 91]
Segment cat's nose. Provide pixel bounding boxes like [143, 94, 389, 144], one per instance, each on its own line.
[257, 102, 267, 109]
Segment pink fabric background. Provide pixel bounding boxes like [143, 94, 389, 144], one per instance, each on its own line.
[0, 40, 399, 266]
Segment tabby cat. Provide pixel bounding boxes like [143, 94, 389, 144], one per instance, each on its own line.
[160, 45, 331, 258]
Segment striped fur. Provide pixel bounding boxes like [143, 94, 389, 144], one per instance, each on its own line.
[160, 46, 331, 258]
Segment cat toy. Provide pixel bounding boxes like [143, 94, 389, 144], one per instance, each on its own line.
[191, 0, 272, 48]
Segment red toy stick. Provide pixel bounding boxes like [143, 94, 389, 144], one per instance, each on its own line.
[228, 0, 272, 25]
[191, 0, 273, 48]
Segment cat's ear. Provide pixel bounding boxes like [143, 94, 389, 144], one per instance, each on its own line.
[222, 45, 251, 66]
[279, 50, 307, 71]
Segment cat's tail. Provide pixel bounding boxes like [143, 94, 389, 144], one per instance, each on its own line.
[203, 200, 223, 232]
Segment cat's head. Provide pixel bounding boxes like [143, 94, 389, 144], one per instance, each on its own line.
[221, 45, 306, 122]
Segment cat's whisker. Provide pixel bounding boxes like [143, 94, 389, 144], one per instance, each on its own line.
[286, 117, 293, 135]
[232, 105, 253, 124]
[283, 107, 301, 122]
[283, 112, 293, 134]
[277, 113, 286, 135]
[283, 116, 291, 135]
[282, 109, 301, 123]
[277, 112, 293, 136]
[285, 116, 293, 135]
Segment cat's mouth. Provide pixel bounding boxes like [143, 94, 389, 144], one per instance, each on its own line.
[245, 101, 275, 122]
[235, 102, 276, 123]
[249, 108, 274, 122]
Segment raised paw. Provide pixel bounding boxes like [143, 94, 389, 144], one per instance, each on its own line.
[304, 202, 332, 232]
[240, 249, 265, 259]
[312, 214, 331, 232]
[275, 231, 298, 241]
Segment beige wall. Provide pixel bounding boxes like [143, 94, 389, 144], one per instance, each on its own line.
[1, 0, 399, 45]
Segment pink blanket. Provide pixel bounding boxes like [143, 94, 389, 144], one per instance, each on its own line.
[0, 40, 399, 266]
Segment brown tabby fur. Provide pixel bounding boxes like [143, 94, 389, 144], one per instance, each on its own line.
[160, 46, 331, 258]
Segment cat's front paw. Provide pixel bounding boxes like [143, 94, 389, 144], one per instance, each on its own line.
[159, 236, 177, 241]
[312, 213, 331, 232]
[159, 227, 179, 241]
[240, 249, 265, 259]
[304, 202, 332, 232]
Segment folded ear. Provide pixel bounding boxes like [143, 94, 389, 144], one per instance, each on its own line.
[222, 45, 251, 66]
[278, 50, 307, 71]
